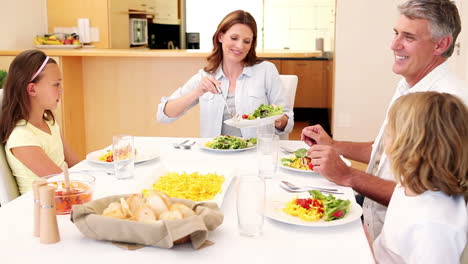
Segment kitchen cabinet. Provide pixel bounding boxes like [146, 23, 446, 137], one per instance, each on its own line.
[267, 59, 331, 109]
[47, 0, 160, 49]
[128, 0, 147, 11]
[154, 0, 179, 24]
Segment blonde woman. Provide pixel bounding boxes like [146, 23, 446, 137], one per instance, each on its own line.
[373, 92, 467, 263]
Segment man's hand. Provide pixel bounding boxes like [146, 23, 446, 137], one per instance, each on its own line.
[301, 124, 333, 146]
[307, 144, 352, 186]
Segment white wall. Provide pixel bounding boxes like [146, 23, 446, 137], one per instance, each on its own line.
[0, 0, 48, 49]
[263, 0, 335, 51]
[186, 0, 264, 51]
[333, 0, 401, 142]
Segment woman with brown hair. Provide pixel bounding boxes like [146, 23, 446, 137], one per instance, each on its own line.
[0, 50, 80, 194]
[373, 92, 467, 263]
[157, 10, 293, 138]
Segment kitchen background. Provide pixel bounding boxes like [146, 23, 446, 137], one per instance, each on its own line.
[0, 0, 467, 143]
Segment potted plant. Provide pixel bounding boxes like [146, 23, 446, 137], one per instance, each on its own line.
[0, 70, 7, 89]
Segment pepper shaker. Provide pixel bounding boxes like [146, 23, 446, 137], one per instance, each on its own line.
[32, 178, 47, 237]
[39, 185, 60, 244]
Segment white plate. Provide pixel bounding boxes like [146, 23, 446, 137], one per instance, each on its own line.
[86, 148, 160, 165]
[280, 155, 352, 174]
[265, 192, 362, 227]
[197, 138, 256, 152]
[137, 164, 234, 207]
[224, 114, 282, 128]
[35, 44, 82, 49]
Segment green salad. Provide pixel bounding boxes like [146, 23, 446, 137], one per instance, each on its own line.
[242, 104, 284, 120]
[309, 190, 351, 221]
[205, 135, 257, 150]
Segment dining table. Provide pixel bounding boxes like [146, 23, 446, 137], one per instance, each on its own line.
[0, 137, 375, 264]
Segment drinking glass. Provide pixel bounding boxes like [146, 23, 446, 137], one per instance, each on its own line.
[236, 175, 265, 237]
[112, 135, 135, 179]
[257, 134, 279, 179]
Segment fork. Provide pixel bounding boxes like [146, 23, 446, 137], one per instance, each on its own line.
[280, 180, 343, 194]
[181, 141, 196, 149]
[173, 139, 189, 149]
[216, 86, 235, 119]
[280, 147, 296, 154]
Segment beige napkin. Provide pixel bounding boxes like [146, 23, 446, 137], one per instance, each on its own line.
[71, 194, 223, 249]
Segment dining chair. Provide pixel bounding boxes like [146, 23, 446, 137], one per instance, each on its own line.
[279, 75, 298, 140]
[0, 89, 20, 206]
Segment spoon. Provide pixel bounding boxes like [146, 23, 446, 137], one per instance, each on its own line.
[280, 180, 343, 194]
[63, 162, 71, 194]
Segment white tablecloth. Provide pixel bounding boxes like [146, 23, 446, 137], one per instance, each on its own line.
[0, 137, 374, 264]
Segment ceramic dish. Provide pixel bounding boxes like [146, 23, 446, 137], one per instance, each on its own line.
[280, 155, 352, 174]
[136, 164, 234, 207]
[265, 192, 362, 227]
[197, 138, 256, 152]
[223, 114, 282, 128]
[86, 148, 160, 165]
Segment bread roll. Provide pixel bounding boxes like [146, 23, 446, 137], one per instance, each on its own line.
[126, 194, 145, 214]
[144, 190, 173, 207]
[146, 194, 169, 217]
[170, 203, 195, 218]
[135, 205, 157, 223]
[120, 198, 133, 218]
[102, 202, 126, 219]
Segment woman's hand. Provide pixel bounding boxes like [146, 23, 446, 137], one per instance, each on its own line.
[274, 114, 289, 131]
[197, 76, 221, 95]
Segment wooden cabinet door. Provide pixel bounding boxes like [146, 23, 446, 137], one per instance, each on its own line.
[281, 60, 329, 108]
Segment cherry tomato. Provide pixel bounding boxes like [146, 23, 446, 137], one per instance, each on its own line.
[295, 198, 312, 209]
[242, 114, 249, 119]
[308, 162, 314, 170]
[333, 210, 344, 218]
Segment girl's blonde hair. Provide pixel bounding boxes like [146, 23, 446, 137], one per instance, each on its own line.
[386, 92, 467, 196]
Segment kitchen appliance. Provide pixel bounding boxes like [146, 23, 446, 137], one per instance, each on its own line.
[148, 23, 180, 49]
[130, 18, 148, 46]
[186, 32, 200, 49]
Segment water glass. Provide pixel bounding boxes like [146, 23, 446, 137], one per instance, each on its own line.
[237, 176, 265, 237]
[257, 134, 279, 179]
[256, 121, 275, 137]
[112, 135, 135, 179]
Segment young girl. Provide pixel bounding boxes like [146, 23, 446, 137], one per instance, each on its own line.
[373, 92, 467, 263]
[0, 50, 80, 194]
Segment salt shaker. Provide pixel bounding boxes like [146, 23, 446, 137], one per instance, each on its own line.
[32, 178, 47, 237]
[39, 185, 60, 244]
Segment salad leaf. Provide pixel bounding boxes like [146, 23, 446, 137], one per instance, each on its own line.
[245, 104, 284, 120]
[293, 148, 307, 158]
[205, 135, 256, 149]
[309, 190, 351, 221]
[281, 158, 293, 166]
